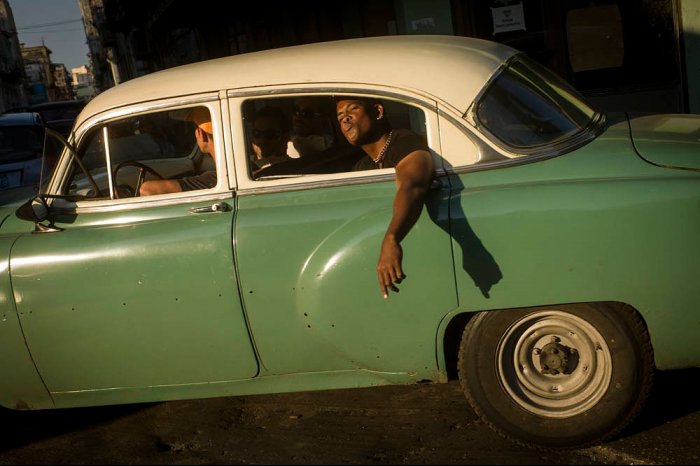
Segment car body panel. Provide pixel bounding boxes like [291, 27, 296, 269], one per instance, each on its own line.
[448, 117, 700, 369]
[628, 113, 700, 170]
[0, 225, 53, 409]
[0, 35, 695, 420]
[235, 178, 456, 379]
[49, 367, 421, 409]
[9, 197, 259, 394]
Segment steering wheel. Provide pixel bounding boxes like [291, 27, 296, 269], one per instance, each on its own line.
[113, 161, 165, 198]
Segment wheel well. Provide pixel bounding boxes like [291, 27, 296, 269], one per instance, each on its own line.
[442, 312, 475, 380]
[441, 301, 652, 381]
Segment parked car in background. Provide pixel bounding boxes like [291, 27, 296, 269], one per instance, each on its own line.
[0, 112, 45, 192]
[29, 99, 86, 138]
[2, 35, 699, 450]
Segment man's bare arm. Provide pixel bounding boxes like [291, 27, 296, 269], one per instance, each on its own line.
[139, 179, 183, 196]
[377, 149, 434, 299]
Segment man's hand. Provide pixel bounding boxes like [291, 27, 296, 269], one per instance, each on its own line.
[378, 234, 405, 299]
[377, 149, 434, 299]
[139, 179, 182, 196]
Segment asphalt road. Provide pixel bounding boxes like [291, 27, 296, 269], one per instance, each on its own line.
[0, 368, 697, 465]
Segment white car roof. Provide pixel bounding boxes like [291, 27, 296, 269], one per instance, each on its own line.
[79, 35, 517, 126]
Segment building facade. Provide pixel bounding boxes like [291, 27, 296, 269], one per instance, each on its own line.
[21, 45, 57, 104]
[79, 0, 698, 114]
[71, 65, 96, 100]
[77, 0, 112, 93]
[52, 63, 75, 101]
[0, 0, 26, 112]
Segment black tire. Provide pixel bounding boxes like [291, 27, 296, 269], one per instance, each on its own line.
[458, 302, 654, 449]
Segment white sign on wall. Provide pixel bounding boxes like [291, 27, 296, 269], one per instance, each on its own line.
[491, 2, 526, 35]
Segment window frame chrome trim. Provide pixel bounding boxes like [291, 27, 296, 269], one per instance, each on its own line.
[79, 94, 219, 136]
[236, 172, 398, 196]
[52, 192, 235, 216]
[48, 95, 229, 213]
[227, 85, 441, 193]
[227, 86, 438, 112]
[102, 127, 115, 199]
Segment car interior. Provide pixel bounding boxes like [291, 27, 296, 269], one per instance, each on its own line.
[59, 96, 430, 201]
[243, 95, 428, 180]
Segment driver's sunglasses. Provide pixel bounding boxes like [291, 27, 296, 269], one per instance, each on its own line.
[294, 107, 321, 119]
[253, 129, 282, 140]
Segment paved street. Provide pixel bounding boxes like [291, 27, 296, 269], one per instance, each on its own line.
[0, 368, 697, 465]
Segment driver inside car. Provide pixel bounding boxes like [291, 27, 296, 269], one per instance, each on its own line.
[139, 107, 217, 195]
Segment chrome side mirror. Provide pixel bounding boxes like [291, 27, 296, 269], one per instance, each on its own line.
[30, 196, 49, 222]
[16, 195, 63, 233]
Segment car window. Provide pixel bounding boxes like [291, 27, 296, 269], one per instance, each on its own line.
[475, 55, 597, 150]
[241, 95, 428, 180]
[61, 106, 215, 201]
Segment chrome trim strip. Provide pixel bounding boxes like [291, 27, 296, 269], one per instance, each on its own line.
[447, 153, 560, 175]
[235, 168, 451, 196]
[80, 95, 219, 135]
[465, 55, 515, 119]
[473, 112, 606, 159]
[227, 86, 438, 111]
[56, 192, 234, 215]
[443, 123, 605, 175]
[103, 127, 115, 199]
[236, 173, 397, 196]
[465, 54, 607, 159]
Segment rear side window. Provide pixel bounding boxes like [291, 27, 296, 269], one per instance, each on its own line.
[475, 55, 597, 150]
[241, 95, 428, 180]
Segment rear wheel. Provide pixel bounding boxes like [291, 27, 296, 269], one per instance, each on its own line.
[458, 303, 654, 449]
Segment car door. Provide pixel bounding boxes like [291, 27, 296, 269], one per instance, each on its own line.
[9, 100, 258, 402]
[228, 91, 458, 381]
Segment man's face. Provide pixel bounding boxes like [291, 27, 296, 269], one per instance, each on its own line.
[252, 116, 287, 159]
[194, 126, 213, 156]
[336, 99, 377, 146]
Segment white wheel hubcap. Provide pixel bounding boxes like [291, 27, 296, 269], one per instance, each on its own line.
[497, 310, 612, 418]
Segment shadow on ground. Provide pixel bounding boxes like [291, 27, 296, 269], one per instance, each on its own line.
[621, 367, 700, 437]
[0, 402, 153, 453]
[0, 368, 697, 458]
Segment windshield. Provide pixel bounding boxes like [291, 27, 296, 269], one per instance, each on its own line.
[475, 55, 598, 151]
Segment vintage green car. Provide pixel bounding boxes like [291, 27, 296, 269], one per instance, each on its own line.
[1, 35, 698, 449]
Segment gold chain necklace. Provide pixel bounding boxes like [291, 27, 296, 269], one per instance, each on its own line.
[372, 130, 394, 166]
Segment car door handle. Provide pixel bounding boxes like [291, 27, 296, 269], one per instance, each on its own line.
[189, 202, 232, 214]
